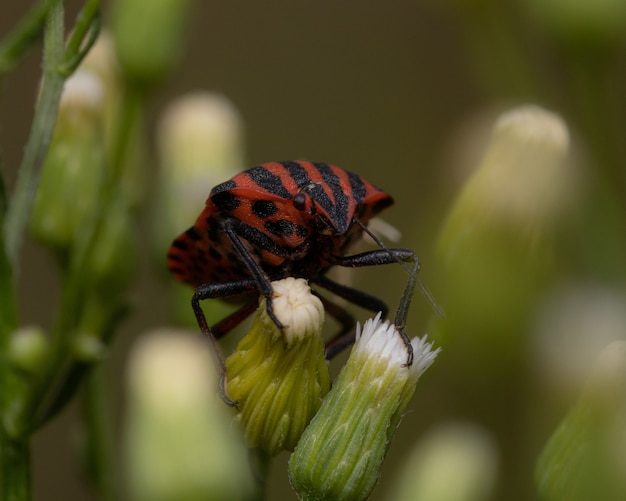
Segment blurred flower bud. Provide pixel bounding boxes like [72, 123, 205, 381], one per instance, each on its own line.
[156, 92, 244, 250]
[125, 330, 253, 501]
[30, 70, 106, 257]
[289, 314, 439, 501]
[80, 30, 122, 121]
[8, 326, 48, 375]
[389, 423, 497, 501]
[111, 0, 193, 87]
[72, 333, 106, 362]
[433, 105, 573, 351]
[536, 341, 626, 501]
[226, 278, 329, 456]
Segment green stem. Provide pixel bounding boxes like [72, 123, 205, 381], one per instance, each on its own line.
[0, 4, 67, 497]
[0, 436, 31, 501]
[58, 0, 101, 77]
[81, 365, 117, 501]
[0, 0, 64, 79]
[3, 2, 66, 270]
[251, 450, 271, 501]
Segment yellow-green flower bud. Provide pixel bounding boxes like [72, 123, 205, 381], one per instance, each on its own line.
[8, 326, 48, 375]
[226, 277, 329, 456]
[536, 341, 626, 501]
[289, 314, 440, 501]
[111, 0, 193, 87]
[125, 330, 253, 501]
[30, 70, 106, 257]
[389, 423, 497, 501]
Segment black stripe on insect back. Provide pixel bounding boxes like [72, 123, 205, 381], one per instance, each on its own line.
[314, 162, 350, 231]
[281, 161, 312, 187]
[246, 166, 293, 199]
[347, 170, 366, 206]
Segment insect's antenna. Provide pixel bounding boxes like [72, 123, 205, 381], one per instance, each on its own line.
[356, 217, 412, 275]
[355, 217, 445, 318]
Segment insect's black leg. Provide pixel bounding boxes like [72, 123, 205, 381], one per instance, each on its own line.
[211, 300, 259, 339]
[311, 291, 357, 359]
[315, 274, 389, 359]
[330, 248, 420, 366]
[193, 279, 257, 406]
[223, 219, 285, 330]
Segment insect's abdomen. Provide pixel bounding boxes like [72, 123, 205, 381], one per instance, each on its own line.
[167, 211, 248, 288]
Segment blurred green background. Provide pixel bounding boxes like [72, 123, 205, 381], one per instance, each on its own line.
[2, 0, 626, 500]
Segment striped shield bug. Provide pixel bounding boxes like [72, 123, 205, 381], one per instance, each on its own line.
[167, 161, 438, 404]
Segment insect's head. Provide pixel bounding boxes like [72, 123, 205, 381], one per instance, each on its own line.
[293, 182, 343, 235]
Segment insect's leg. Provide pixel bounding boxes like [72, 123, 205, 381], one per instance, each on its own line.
[311, 291, 356, 359]
[331, 248, 419, 366]
[315, 274, 389, 359]
[193, 279, 257, 406]
[211, 299, 259, 339]
[224, 219, 290, 329]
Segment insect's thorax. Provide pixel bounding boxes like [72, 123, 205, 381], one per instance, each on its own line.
[204, 210, 364, 281]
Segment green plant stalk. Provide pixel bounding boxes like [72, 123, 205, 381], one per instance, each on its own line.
[81, 365, 116, 501]
[1, 3, 106, 496]
[3, 0, 101, 271]
[1, 4, 65, 497]
[0, 233, 21, 500]
[3, 3, 66, 270]
[0, 439, 31, 501]
[58, 0, 101, 77]
[0, 0, 64, 78]
[2, 0, 103, 431]
[251, 450, 270, 501]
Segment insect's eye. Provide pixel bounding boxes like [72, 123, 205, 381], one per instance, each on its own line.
[293, 192, 306, 211]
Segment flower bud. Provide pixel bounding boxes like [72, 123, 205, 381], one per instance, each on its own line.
[111, 0, 193, 87]
[226, 278, 329, 456]
[30, 70, 106, 256]
[8, 326, 48, 375]
[72, 333, 106, 362]
[79, 30, 122, 126]
[536, 341, 626, 501]
[289, 314, 440, 501]
[125, 330, 252, 501]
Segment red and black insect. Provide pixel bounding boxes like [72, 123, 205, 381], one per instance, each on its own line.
[167, 160, 431, 404]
